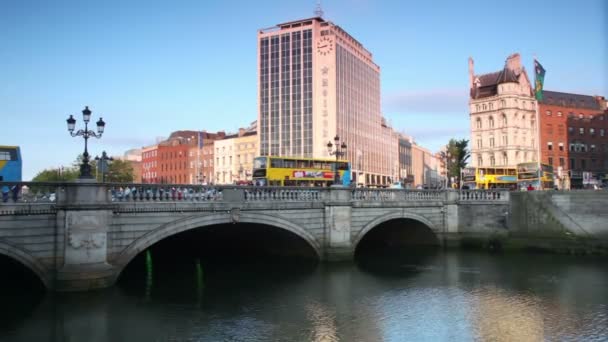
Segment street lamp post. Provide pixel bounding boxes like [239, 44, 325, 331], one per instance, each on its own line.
[327, 135, 347, 185]
[94, 151, 113, 183]
[66, 106, 106, 179]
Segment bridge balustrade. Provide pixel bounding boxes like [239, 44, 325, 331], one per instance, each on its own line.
[0, 182, 60, 204]
[352, 189, 444, 201]
[458, 190, 509, 202]
[105, 183, 224, 202]
[243, 187, 323, 201]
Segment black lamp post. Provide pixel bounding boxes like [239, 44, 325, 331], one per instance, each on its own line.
[94, 151, 113, 183]
[327, 135, 347, 185]
[66, 106, 105, 179]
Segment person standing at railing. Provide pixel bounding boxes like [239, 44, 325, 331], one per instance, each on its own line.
[1, 186, 9, 203]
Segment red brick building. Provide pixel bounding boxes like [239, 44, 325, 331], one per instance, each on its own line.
[539, 91, 608, 188]
[141, 131, 226, 184]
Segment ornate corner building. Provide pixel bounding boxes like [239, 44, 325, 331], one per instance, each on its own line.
[468, 53, 538, 169]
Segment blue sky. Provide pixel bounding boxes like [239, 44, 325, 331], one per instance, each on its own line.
[2, 0, 606, 180]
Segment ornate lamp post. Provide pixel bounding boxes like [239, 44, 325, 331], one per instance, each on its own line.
[66, 106, 105, 179]
[327, 135, 347, 185]
[94, 151, 113, 183]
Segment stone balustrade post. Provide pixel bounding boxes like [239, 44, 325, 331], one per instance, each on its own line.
[54, 180, 116, 291]
[324, 186, 354, 261]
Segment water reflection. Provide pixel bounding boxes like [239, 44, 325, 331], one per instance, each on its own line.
[1, 251, 607, 341]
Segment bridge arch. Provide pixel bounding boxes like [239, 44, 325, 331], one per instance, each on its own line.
[353, 210, 440, 249]
[114, 211, 322, 271]
[0, 240, 51, 289]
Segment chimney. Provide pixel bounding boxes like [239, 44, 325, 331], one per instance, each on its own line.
[468, 57, 475, 90]
[505, 53, 522, 74]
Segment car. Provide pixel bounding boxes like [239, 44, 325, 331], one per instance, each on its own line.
[390, 182, 404, 189]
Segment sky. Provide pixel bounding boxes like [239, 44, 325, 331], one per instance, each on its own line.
[2, 0, 606, 180]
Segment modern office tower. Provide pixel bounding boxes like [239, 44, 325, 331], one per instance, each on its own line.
[258, 16, 395, 186]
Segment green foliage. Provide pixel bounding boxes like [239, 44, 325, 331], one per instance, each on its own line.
[32, 167, 79, 182]
[440, 138, 470, 185]
[100, 159, 134, 183]
[31, 154, 134, 183]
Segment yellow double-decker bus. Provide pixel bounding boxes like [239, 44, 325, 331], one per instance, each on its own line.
[461, 167, 517, 190]
[252, 156, 351, 186]
[516, 162, 554, 190]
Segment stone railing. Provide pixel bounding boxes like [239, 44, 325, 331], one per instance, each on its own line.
[104, 183, 224, 202]
[0, 181, 62, 204]
[243, 187, 325, 201]
[352, 189, 444, 201]
[458, 190, 510, 202]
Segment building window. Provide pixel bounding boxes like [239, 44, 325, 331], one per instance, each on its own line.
[476, 118, 482, 129]
[579, 128, 585, 135]
[502, 113, 507, 126]
[483, 104, 487, 111]
[490, 155, 495, 166]
[568, 127, 573, 133]
[548, 157, 553, 166]
[557, 111, 563, 117]
[581, 159, 586, 169]
[559, 143, 564, 151]
[591, 144, 596, 152]
[489, 116, 494, 128]
[477, 139, 482, 148]
[559, 158, 565, 167]
[546, 110, 552, 116]
[570, 158, 575, 169]
[600, 129, 605, 137]
[547, 142, 553, 151]
[502, 135, 507, 146]
[475, 105, 479, 112]
[503, 152, 508, 166]
[590, 128, 595, 135]
[489, 137, 495, 147]
[501, 100, 506, 107]
[489, 103, 493, 110]
[477, 156, 482, 166]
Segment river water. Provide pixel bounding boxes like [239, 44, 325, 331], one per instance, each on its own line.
[1, 250, 607, 341]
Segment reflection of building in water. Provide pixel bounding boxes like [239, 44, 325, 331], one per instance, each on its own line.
[469, 287, 544, 341]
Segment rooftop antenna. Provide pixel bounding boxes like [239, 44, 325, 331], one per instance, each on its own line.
[314, 0, 324, 17]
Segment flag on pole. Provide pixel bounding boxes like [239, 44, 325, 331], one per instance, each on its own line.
[534, 59, 546, 101]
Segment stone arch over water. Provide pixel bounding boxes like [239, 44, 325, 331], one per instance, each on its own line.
[0, 240, 51, 289]
[353, 210, 440, 249]
[114, 211, 322, 272]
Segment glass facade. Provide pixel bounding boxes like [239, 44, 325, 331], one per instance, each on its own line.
[259, 28, 313, 158]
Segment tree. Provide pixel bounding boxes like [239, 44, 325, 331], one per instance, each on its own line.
[440, 139, 470, 188]
[32, 167, 79, 182]
[102, 159, 134, 183]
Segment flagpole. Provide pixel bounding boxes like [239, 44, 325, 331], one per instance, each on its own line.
[533, 55, 542, 190]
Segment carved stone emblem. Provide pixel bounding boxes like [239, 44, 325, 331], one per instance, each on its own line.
[68, 229, 105, 256]
[231, 208, 241, 223]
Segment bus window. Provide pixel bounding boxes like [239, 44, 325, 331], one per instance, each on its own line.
[284, 159, 295, 168]
[253, 157, 267, 170]
[271, 158, 284, 168]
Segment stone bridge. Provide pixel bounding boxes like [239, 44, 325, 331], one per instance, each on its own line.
[1, 182, 606, 292]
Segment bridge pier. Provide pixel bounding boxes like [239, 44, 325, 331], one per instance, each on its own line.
[324, 187, 355, 261]
[54, 181, 117, 291]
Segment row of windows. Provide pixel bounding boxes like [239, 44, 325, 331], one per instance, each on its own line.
[476, 136, 534, 148]
[474, 113, 533, 129]
[546, 111, 605, 120]
[474, 99, 530, 112]
[546, 157, 606, 171]
[567, 127, 605, 136]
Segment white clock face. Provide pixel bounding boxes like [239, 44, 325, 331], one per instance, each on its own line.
[317, 36, 333, 56]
